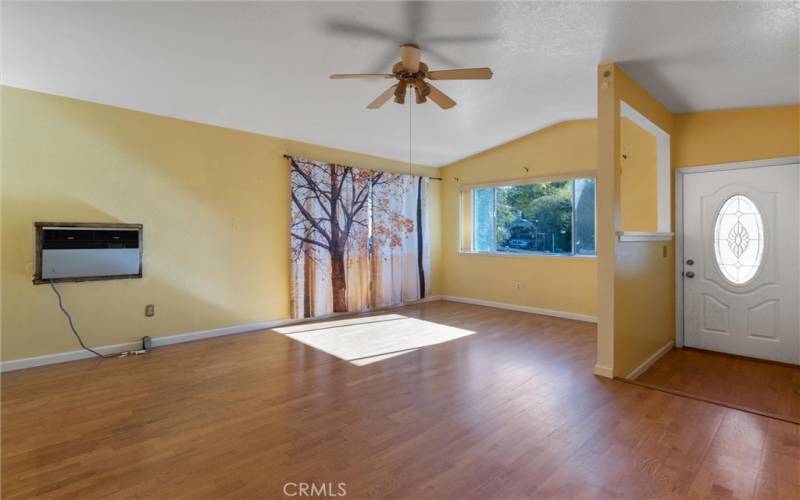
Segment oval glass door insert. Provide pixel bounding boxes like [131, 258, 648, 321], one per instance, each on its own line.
[713, 194, 765, 285]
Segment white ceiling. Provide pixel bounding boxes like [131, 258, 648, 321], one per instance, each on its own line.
[3, 1, 798, 167]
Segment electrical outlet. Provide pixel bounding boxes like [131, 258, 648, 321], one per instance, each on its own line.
[145, 304, 155, 317]
[515, 281, 523, 289]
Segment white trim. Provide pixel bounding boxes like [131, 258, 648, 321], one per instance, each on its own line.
[616, 231, 673, 242]
[0, 340, 144, 372]
[675, 170, 685, 348]
[457, 251, 596, 261]
[0, 295, 444, 372]
[620, 102, 664, 139]
[624, 340, 674, 380]
[442, 295, 597, 323]
[656, 134, 671, 233]
[0, 294, 597, 372]
[593, 364, 613, 378]
[674, 156, 800, 349]
[676, 156, 800, 174]
[149, 320, 291, 347]
[0, 320, 293, 373]
[620, 101, 671, 233]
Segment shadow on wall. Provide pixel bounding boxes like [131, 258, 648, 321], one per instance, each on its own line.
[2, 87, 440, 362]
[2, 195, 254, 361]
[0, 90, 293, 360]
[1, 194, 123, 279]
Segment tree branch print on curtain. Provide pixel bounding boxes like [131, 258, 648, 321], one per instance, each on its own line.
[369, 173, 430, 308]
[289, 157, 429, 319]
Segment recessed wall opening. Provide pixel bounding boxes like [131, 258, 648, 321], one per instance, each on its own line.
[619, 101, 671, 236]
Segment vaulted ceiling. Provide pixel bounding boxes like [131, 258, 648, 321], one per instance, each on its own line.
[3, 1, 798, 166]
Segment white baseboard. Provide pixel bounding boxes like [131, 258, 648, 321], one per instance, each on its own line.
[1, 294, 595, 373]
[593, 364, 614, 379]
[441, 295, 597, 323]
[0, 321, 286, 373]
[409, 295, 443, 304]
[625, 340, 674, 380]
[0, 340, 144, 373]
[149, 320, 289, 348]
[0, 295, 444, 373]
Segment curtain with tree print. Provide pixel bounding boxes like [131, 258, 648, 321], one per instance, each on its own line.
[288, 157, 430, 319]
[370, 173, 430, 307]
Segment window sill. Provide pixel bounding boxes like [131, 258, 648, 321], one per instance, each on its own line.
[616, 231, 674, 242]
[458, 251, 597, 261]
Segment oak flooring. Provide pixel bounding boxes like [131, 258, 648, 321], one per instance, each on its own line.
[2, 301, 799, 499]
[637, 347, 800, 424]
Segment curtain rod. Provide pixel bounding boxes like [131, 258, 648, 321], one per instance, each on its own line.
[283, 154, 442, 180]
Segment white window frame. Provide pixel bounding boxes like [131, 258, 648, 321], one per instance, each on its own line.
[459, 173, 597, 259]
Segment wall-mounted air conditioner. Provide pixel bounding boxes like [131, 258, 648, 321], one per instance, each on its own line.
[33, 222, 143, 284]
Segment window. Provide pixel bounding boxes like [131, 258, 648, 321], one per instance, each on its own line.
[713, 194, 764, 285]
[461, 177, 596, 256]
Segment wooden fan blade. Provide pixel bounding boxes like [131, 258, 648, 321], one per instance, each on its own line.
[330, 73, 394, 79]
[400, 44, 421, 73]
[367, 85, 398, 109]
[426, 83, 456, 109]
[427, 68, 493, 80]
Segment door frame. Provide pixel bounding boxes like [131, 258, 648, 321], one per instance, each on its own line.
[674, 156, 800, 347]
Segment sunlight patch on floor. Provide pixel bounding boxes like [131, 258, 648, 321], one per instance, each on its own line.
[274, 314, 476, 365]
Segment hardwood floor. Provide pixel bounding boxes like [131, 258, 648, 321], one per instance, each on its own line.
[636, 347, 800, 424]
[2, 301, 798, 499]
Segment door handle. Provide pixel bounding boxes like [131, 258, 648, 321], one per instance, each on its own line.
[685, 271, 695, 278]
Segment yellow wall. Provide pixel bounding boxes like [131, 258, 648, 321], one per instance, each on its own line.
[612, 240, 674, 376]
[3, 86, 796, 365]
[597, 64, 676, 378]
[598, 72, 798, 378]
[616, 116, 663, 375]
[619, 118, 658, 231]
[439, 120, 598, 317]
[0, 86, 441, 361]
[673, 105, 800, 168]
[595, 66, 619, 376]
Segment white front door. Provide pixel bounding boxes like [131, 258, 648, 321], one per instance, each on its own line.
[682, 163, 799, 364]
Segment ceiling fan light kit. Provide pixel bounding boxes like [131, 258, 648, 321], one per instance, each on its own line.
[330, 44, 493, 110]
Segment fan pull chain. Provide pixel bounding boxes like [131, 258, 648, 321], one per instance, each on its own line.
[409, 92, 413, 177]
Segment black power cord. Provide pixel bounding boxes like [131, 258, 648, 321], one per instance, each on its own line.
[49, 280, 114, 358]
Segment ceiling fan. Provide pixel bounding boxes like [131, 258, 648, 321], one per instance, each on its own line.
[330, 44, 493, 110]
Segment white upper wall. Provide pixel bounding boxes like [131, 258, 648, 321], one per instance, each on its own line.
[2, 1, 798, 167]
